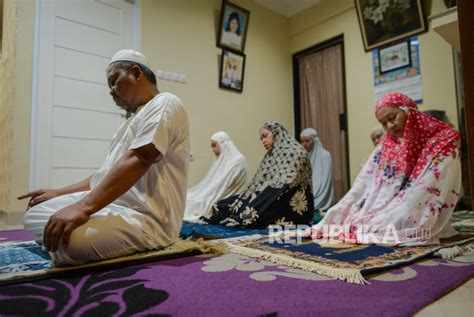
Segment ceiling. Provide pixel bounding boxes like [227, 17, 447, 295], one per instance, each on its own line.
[254, 0, 321, 18]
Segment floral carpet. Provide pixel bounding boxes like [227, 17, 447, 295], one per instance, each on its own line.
[0, 229, 473, 315]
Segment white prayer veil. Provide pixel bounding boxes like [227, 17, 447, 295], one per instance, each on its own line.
[184, 131, 248, 220]
[300, 128, 334, 211]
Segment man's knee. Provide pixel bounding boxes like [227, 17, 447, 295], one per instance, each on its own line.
[51, 221, 152, 265]
[51, 229, 95, 265]
[52, 225, 116, 265]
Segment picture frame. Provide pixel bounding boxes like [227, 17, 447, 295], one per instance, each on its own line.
[217, 1, 250, 53]
[378, 40, 411, 73]
[355, 0, 427, 51]
[219, 50, 246, 93]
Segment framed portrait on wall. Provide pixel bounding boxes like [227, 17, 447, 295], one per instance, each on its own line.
[219, 50, 246, 93]
[355, 0, 427, 51]
[217, 1, 250, 53]
[378, 40, 411, 73]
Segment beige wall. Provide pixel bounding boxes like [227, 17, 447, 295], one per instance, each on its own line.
[0, 0, 15, 213]
[0, 0, 459, 218]
[141, 0, 293, 186]
[10, 0, 34, 213]
[0, 0, 34, 216]
[289, 0, 459, 183]
[2, 0, 293, 215]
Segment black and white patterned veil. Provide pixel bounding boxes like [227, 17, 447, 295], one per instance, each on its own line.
[240, 121, 312, 201]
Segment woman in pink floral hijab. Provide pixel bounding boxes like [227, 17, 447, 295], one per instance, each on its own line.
[310, 92, 461, 246]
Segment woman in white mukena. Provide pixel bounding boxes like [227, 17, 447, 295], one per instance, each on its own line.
[184, 132, 247, 221]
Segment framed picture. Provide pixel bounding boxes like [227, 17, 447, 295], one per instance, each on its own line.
[219, 50, 245, 92]
[217, 1, 250, 53]
[355, 0, 427, 51]
[378, 40, 411, 73]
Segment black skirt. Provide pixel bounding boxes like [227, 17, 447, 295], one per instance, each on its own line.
[202, 184, 313, 228]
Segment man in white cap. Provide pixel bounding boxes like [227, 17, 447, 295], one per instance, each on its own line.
[20, 49, 190, 265]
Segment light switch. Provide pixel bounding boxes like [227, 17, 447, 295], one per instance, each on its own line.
[156, 69, 187, 84]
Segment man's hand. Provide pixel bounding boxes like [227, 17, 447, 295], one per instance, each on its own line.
[44, 203, 91, 252]
[18, 189, 61, 210]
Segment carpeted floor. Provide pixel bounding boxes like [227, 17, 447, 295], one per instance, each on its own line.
[0, 250, 473, 316]
[0, 228, 473, 316]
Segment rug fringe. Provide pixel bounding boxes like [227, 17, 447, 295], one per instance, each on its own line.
[193, 238, 229, 255]
[465, 244, 474, 252]
[227, 244, 368, 285]
[434, 240, 474, 259]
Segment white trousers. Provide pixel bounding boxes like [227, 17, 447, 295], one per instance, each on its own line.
[23, 192, 163, 265]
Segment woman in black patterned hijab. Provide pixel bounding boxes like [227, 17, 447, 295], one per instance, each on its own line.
[202, 121, 314, 228]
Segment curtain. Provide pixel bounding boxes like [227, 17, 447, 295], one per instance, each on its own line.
[298, 44, 349, 201]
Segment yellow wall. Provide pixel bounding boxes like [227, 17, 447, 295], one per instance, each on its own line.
[0, 0, 15, 213]
[0, 0, 34, 216]
[289, 0, 459, 182]
[141, 0, 293, 186]
[2, 0, 292, 216]
[10, 0, 34, 213]
[1, 0, 459, 220]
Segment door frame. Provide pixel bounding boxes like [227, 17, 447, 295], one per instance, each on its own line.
[292, 34, 351, 185]
[458, 0, 474, 208]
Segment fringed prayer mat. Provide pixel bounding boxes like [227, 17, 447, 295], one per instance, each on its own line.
[180, 221, 267, 239]
[225, 233, 474, 284]
[452, 210, 474, 234]
[0, 239, 226, 285]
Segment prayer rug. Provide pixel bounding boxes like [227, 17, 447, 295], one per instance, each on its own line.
[225, 233, 474, 284]
[180, 221, 267, 239]
[0, 239, 226, 285]
[452, 210, 474, 233]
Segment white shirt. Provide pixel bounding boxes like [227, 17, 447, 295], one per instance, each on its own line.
[222, 31, 242, 50]
[90, 92, 190, 244]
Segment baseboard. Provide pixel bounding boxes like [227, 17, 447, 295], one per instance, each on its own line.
[0, 209, 25, 228]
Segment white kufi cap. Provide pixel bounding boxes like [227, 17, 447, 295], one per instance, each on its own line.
[109, 49, 150, 68]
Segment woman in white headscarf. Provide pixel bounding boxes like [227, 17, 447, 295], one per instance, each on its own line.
[300, 128, 334, 218]
[184, 131, 247, 221]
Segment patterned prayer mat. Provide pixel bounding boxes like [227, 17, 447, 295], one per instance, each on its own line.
[180, 221, 267, 239]
[226, 233, 474, 284]
[180, 210, 474, 239]
[0, 239, 225, 286]
[452, 210, 474, 233]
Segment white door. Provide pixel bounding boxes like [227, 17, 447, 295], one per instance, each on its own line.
[31, 0, 138, 189]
